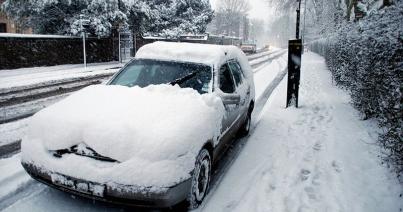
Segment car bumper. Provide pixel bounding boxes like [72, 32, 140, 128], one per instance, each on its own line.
[22, 162, 192, 208]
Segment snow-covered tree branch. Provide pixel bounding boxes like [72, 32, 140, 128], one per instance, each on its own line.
[1, 0, 213, 37]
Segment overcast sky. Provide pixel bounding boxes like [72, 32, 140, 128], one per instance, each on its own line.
[209, 0, 271, 20]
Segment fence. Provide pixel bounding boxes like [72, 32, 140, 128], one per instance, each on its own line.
[0, 34, 118, 70]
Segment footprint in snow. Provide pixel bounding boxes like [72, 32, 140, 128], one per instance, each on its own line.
[304, 186, 317, 200]
[317, 114, 325, 122]
[332, 160, 342, 173]
[313, 142, 322, 151]
[300, 169, 311, 181]
[312, 173, 321, 186]
[224, 200, 237, 211]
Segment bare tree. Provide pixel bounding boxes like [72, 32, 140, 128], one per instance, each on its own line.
[217, 0, 251, 14]
[210, 0, 251, 38]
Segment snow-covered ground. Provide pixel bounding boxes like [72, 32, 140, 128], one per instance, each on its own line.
[199, 52, 402, 212]
[0, 51, 400, 211]
[0, 62, 122, 91]
[249, 49, 287, 68]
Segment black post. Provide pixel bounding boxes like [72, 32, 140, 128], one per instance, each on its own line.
[296, 0, 302, 38]
[296, 8, 300, 39]
[286, 39, 302, 108]
[286, 0, 303, 108]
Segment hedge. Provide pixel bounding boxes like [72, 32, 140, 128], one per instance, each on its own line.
[309, 2, 403, 178]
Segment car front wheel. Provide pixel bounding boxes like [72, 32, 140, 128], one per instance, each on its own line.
[238, 111, 251, 137]
[188, 148, 211, 209]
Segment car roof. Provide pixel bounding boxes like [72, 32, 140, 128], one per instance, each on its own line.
[135, 41, 242, 68]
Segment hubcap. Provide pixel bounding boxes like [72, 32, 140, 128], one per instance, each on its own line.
[194, 158, 210, 201]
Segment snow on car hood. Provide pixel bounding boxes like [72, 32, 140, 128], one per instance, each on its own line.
[27, 84, 224, 162]
[21, 84, 224, 187]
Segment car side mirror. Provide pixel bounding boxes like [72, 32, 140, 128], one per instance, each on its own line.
[220, 93, 241, 105]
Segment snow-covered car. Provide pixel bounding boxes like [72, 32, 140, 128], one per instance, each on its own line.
[241, 43, 257, 54]
[21, 41, 255, 208]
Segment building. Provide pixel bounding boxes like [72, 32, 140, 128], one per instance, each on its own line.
[0, 0, 32, 33]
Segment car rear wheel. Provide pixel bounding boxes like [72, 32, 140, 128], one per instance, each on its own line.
[188, 148, 211, 209]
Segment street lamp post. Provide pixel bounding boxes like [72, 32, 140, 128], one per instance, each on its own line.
[296, 0, 302, 39]
[80, 15, 90, 69]
[118, 25, 121, 63]
[286, 0, 303, 108]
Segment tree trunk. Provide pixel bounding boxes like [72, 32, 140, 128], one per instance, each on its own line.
[346, 0, 357, 21]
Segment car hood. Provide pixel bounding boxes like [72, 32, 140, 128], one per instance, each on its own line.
[25, 84, 224, 163]
[21, 84, 224, 187]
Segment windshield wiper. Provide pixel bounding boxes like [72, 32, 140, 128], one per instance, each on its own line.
[169, 72, 197, 85]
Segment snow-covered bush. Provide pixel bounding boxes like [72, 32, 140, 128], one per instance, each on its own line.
[142, 0, 213, 38]
[309, 2, 403, 177]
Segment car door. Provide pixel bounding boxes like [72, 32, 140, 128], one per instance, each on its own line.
[228, 60, 250, 124]
[215, 62, 240, 158]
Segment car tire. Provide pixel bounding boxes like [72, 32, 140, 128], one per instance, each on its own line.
[238, 111, 251, 137]
[187, 148, 211, 209]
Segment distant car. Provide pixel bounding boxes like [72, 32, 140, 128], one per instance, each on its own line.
[241, 43, 257, 54]
[21, 42, 255, 209]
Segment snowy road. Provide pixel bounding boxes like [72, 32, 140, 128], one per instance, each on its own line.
[1, 52, 400, 212]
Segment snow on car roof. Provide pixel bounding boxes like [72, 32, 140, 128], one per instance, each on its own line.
[135, 41, 242, 68]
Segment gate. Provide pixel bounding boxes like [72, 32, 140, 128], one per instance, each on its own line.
[119, 28, 133, 63]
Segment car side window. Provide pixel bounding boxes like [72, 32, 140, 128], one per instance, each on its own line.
[228, 61, 243, 86]
[219, 64, 235, 93]
[234, 61, 245, 77]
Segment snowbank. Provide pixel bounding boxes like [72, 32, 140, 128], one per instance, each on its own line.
[21, 84, 224, 187]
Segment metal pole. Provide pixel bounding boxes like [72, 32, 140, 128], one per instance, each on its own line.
[296, 0, 302, 39]
[118, 29, 121, 63]
[80, 16, 86, 68]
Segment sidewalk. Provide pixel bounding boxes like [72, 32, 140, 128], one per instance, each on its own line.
[201, 52, 402, 212]
[0, 62, 124, 91]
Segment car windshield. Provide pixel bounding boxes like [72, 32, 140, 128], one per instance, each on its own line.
[109, 59, 212, 94]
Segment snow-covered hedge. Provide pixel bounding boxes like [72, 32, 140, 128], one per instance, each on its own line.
[309, 2, 403, 177]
